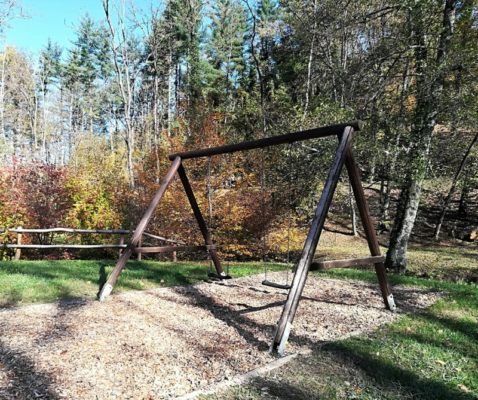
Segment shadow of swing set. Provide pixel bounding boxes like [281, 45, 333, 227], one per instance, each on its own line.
[98, 121, 397, 355]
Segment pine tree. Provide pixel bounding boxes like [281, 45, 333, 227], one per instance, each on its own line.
[207, 0, 247, 109]
[38, 39, 62, 95]
[38, 40, 62, 161]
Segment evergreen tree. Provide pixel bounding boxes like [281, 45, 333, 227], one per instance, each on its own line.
[38, 39, 62, 95]
[207, 0, 247, 108]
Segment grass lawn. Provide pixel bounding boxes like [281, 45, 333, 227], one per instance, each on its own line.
[0, 259, 285, 307]
[1, 242, 477, 399]
[317, 234, 478, 283]
[202, 265, 478, 399]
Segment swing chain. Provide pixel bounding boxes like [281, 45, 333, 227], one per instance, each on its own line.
[207, 156, 213, 274]
[286, 142, 294, 285]
[261, 148, 268, 280]
[261, 143, 294, 289]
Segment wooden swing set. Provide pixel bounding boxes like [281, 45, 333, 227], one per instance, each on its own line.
[98, 121, 396, 355]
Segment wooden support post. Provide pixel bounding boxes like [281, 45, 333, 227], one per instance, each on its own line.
[137, 237, 143, 261]
[271, 127, 354, 355]
[311, 255, 385, 270]
[344, 149, 396, 311]
[14, 226, 22, 261]
[177, 164, 227, 278]
[98, 157, 182, 301]
[119, 234, 125, 257]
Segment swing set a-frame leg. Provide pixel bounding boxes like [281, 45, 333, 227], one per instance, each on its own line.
[98, 156, 183, 301]
[177, 164, 228, 278]
[271, 127, 354, 355]
[344, 149, 396, 312]
[271, 127, 396, 355]
[98, 157, 226, 301]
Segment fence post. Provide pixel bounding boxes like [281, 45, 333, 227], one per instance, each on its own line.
[137, 236, 142, 261]
[15, 226, 22, 261]
[172, 250, 177, 263]
[119, 234, 125, 257]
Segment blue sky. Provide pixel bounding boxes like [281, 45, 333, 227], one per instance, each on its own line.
[4, 0, 151, 56]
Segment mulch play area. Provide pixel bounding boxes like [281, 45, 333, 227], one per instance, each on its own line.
[0, 272, 439, 399]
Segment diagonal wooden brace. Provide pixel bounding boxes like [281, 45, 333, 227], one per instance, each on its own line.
[271, 127, 354, 355]
[98, 157, 182, 301]
[344, 149, 396, 311]
[177, 164, 227, 278]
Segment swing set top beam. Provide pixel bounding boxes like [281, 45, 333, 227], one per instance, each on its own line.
[169, 121, 362, 161]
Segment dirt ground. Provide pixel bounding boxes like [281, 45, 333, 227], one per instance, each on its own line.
[0, 272, 440, 400]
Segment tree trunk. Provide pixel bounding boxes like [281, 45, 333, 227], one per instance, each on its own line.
[458, 173, 470, 216]
[0, 49, 6, 147]
[349, 182, 357, 236]
[301, 0, 317, 127]
[386, 177, 424, 273]
[434, 131, 478, 239]
[42, 88, 47, 162]
[103, 0, 136, 188]
[385, 0, 457, 273]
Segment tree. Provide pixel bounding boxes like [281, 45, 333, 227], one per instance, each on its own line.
[103, 0, 144, 188]
[0, 0, 20, 37]
[0, 47, 36, 161]
[385, 0, 460, 273]
[38, 39, 62, 160]
[207, 0, 246, 113]
[434, 132, 478, 239]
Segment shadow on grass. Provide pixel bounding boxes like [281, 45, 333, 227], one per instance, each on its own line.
[243, 331, 476, 400]
[1, 288, 23, 308]
[321, 340, 476, 400]
[97, 263, 108, 298]
[249, 376, 316, 400]
[410, 311, 478, 351]
[409, 245, 478, 268]
[0, 260, 213, 306]
[0, 339, 59, 399]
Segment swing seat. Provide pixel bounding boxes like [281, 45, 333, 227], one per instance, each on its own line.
[262, 280, 291, 290]
[208, 272, 232, 280]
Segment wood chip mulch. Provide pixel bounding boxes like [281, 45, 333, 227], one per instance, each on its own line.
[0, 272, 440, 399]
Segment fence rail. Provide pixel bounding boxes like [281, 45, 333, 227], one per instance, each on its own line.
[0, 227, 184, 261]
[0, 228, 184, 244]
[2, 244, 127, 249]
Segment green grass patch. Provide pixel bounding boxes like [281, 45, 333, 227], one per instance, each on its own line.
[204, 256, 478, 399]
[0, 259, 285, 307]
[318, 237, 478, 282]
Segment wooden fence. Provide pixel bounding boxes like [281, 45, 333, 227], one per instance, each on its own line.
[0, 227, 184, 261]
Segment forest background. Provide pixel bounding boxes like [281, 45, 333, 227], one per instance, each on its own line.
[0, 0, 476, 273]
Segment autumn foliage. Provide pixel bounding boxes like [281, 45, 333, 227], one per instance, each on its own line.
[0, 120, 301, 260]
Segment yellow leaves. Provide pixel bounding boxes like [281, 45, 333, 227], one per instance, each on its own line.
[406, 95, 416, 112]
[268, 225, 306, 253]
